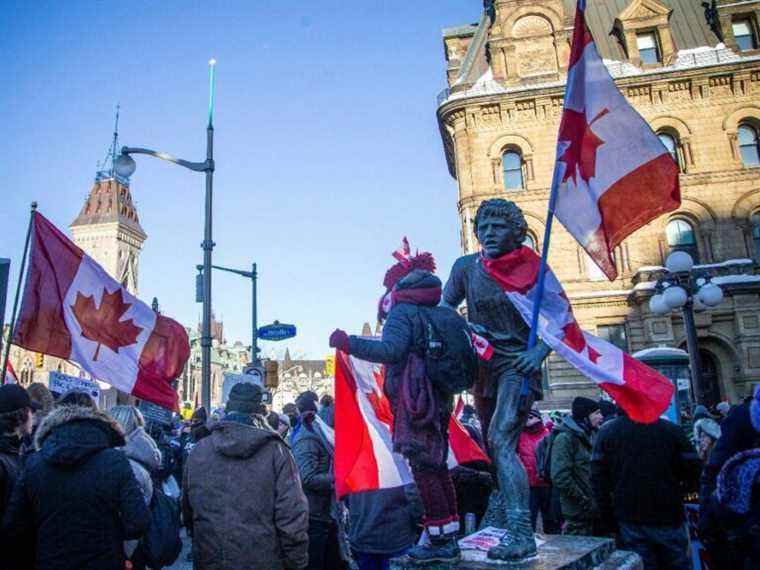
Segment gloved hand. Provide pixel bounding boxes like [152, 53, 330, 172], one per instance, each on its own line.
[329, 329, 350, 352]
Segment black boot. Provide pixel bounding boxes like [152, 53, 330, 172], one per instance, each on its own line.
[487, 509, 537, 562]
[407, 533, 461, 565]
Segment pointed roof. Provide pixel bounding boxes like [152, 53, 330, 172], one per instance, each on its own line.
[70, 178, 146, 239]
[361, 322, 373, 336]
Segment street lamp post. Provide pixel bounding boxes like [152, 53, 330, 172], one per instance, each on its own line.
[197, 262, 260, 366]
[648, 251, 725, 405]
[115, 59, 217, 411]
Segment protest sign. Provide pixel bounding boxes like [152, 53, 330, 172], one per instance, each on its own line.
[48, 371, 100, 403]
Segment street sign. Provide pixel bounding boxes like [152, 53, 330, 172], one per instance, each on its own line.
[258, 321, 296, 341]
[49, 371, 100, 403]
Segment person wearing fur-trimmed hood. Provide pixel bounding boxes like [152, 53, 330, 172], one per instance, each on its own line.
[1, 402, 150, 570]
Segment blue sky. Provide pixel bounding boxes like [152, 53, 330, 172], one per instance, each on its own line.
[1, 1, 480, 358]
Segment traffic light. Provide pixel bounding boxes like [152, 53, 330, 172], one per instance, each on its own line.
[35, 353, 45, 368]
[195, 271, 204, 303]
[325, 355, 335, 377]
[264, 359, 279, 389]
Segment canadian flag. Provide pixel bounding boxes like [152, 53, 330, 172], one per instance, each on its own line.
[4, 360, 18, 385]
[483, 247, 674, 423]
[334, 348, 489, 499]
[12, 212, 189, 409]
[553, 0, 680, 280]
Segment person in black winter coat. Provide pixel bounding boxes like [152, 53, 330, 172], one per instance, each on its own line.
[291, 391, 343, 570]
[591, 413, 701, 569]
[699, 391, 760, 569]
[2, 404, 151, 570]
[0, 385, 37, 518]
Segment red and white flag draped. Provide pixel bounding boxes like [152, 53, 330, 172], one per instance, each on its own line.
[483, 247, 673, 424]
[553, 0, 680, 280]
[4, 360, 18, 385]
[334, 348, 489, 499]
[12, 212, 189, 409]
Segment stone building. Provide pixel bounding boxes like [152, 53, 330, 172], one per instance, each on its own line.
[177, 314, 251, 408]
[270, 349, 333, 412]
[438, 0, 760, 407]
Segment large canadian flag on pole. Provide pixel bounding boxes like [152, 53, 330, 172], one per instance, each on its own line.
[12, 212, 189, 409]
[553, 0, 680, 280]
[334, 348, 489, 499]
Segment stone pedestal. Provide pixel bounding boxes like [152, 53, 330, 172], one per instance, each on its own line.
[390, 535, 642, 569]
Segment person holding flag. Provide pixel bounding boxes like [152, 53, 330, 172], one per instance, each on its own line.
[329, 242, 472, 565]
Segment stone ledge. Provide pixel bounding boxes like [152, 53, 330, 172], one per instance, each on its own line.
[390, 535, 642, 570]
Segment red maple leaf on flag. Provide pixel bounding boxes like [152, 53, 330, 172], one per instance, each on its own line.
[71, 288, 142, 361]
[558, 108, 609, 186]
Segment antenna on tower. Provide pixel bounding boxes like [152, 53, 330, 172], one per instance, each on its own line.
[110, 103, 121, 178]
[96, 104, 128, 185]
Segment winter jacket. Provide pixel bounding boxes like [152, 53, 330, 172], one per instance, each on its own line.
[121, 427, 162, 559]
[701, 400, 760, 503]
[291, 418, 335, 522]
[0, 434, 22, 519]
[347, 298, 431, 401]
[591, 415, 701, 528]
[345, 484, 421, 555]
[2, 405, 150, 570]
[550, 417, 593, 521]
[319, 403, 335, 428]
[518, 423, 550, 487]
[123, 427, 162, 504]
[182, 415, 308, 570]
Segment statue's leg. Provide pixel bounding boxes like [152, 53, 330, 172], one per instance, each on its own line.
[488, 372, 531, 511]
[474, 393, 496, 453]
[486, 373, 537, 561]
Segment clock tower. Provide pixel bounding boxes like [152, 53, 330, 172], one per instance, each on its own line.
[70, 108, 146, 294]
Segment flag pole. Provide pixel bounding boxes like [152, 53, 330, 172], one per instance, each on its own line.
[520, 165, 561, 403]
[2, 202, 36, 384]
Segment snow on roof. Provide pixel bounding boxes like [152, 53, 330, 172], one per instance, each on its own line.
[569, 290, 632, 299]
[633, 347, 689, 360]
[439, 49, 760, 107]
[694, 259, 754, 270]
[633, 281, 658, 291]
[712, 274, 760, 286]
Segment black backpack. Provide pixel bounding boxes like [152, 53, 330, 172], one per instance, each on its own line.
[535, 431, 557, 484]
[417, 306, 478, 394]
[138, 485, 182, 568]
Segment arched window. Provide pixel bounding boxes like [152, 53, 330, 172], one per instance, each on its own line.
[502, 150, 524, 190]
[751, 212, 760, 259]
[658, 132, 680, 169]
[738, 124, 760, 166]
[666, 219, 699, 262]
[523, 232, 537, 251]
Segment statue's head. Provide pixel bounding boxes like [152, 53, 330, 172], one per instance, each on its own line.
[473, 199, 528, 259]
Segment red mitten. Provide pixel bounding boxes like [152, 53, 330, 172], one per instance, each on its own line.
[329, 329, 350, 352]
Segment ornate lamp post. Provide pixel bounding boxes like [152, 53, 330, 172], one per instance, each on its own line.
[648, 251, 725, 404]
[114, 60, 217, 411]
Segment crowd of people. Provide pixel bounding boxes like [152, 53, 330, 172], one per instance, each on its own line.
[1, 377, 758, 570]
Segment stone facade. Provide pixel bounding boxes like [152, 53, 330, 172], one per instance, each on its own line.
[439, 0, 760, 408]
[177, 314, 251, 408]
